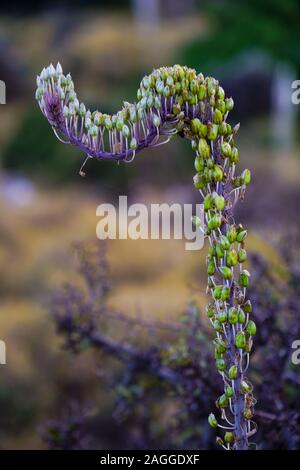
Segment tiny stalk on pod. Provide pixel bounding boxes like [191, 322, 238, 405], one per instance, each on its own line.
[36, 63, 256, 450]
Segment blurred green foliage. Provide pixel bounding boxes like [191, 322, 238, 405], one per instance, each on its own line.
[180, 0, 300, 74]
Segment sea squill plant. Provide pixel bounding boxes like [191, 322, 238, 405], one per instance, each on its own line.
[36, 63, 255, 450]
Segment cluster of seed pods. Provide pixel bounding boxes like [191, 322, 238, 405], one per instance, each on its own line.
[36, 63, 256, 449]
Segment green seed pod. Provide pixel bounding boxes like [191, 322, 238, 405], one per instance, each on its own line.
[193, 173, 205, 190]
[194, 155, 205, 172]
[226, 226, 237, 243]
[191, 118, 201, 134]
[230, 147, 239, 163]
[213, 165, 223, 181]
[243, 408, 253, 420]
[208, 214, 222, 230]
[241, 169, 251, 185]
[224, 432, 234, 444]
[198, 138, 211, 159]
[219, 235, 230, 251]
[207, 123, 219, 141]
[218, 394, 229, 408]
[130, 137, 138, 150]
[239, 270, 250, 287]
[243, 300, 252, 313]
[214, 338, 227, 354]
[213, 285, 223, 300]
[213, 109, 223, 125]
[122, 124, 130, 138]
[216, 357, 226, 371]
[206, 158, 214, 169]
[220, 266, 232, 280]
[228, 307, 239, 324]
[228, 365, 238, 380]
[204, 193, 214, 210]
[238, 309, 246, 323]
[221, 142, 232, 158]
[225, 97, 234, 111]
[199, 123, 208, 137]
[217, 310, 227, 323]
[206, 305, 215, 318]
[246, 320, 257, 336]
[217, 86, 225, 100]
[214, 194, 225, 211]
[240, 381, 251, 393]
[207, 260, 216, 276]
[198, 84, 207, 100]
[213, 319, 222, 332]
[216, 243, 224, 259]
[225, 386, 234, 398]
[221, 286, 231, 301]
[236, 230, 247, 243]
[238, 248, 247, 263]
[235, 331, 246, 349]
[219, 122, 227, 136]
[216, 99, 226, 114]
[226, 249, 238, 267]
[208, 413, 218, 428]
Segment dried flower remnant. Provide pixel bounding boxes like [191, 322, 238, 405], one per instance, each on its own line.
[36, 63, 254, 449]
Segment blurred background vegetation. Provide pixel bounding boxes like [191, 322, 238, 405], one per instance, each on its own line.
[0, 0, 300, 449]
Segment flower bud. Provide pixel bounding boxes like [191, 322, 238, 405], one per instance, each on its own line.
[208, 413, 218, 428]
[198, 138, 211, 159]
[221, 286, 231, 301]
[198, 84, 206, 100]
[221, 142, 232, 158]
[228, 307, 238, 324]
[238, 248, 247, 263]
[213, 109, 223, 125]
[216, 243, 224, 259]
[199, 123, 208, 137]
[217, 310, 227, 323]
[228, 365, 238, 380]
[213, 285, 223, 300]
[226, 226, 237, 243]
[244, 408, 253, 420]
[246, 320, 257, 336]
[193, 173, 205, 190]
[213, 319, 222, 332]
[216, 357, 226, 371]
[122, 124, 130, 138]
[217, 86, 225, 100]
[239, 270, 250, 287]
[214, 194, 225, 211]
[243, 299, 252, 313]
[207, 123, 219, 141]
[218, 394, 229, 408]
[241, 168, 251, 185]
[153, 115, 161, 128]
[213, 165, 223, 181]
[219, 235, 230, 250]
[130, 137, 138, 150]
[236, 230, 247, 243]
[235, 331, 246, 349]
[238, 309, 245, 323]
[191, 118, 201, 134]
[225, 386, 234, 398]
[220, 266, 232, 280]
[224, 432, 234, 444]
[230, 147, 239, 163]
[207, 260, 216, 276]
[226, 249, 238, 267]
[206, 305, 215, 318]
[225, 97, 234, 111]
[195, 156, 205, 173]
[204, 193, 214, 210]
[240, 381, 251, 393]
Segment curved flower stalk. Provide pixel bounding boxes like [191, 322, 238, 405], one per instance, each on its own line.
[36, 63, 256, 449]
